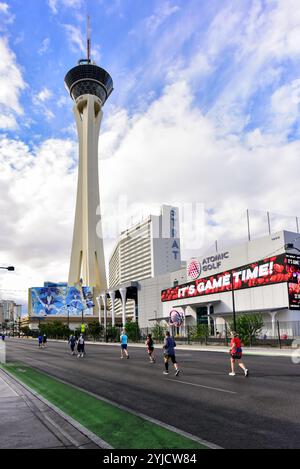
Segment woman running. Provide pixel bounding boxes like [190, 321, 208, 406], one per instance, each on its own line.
[229, 331, 249, 377]
[145, 333, 156, 363]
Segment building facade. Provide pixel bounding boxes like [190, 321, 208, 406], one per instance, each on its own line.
[105, 205, 182, 325]
[157, 230, 300, 336]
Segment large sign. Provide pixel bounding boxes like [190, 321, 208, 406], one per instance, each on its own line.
[162, 254, 299, 302]
[31, 286, 94, 317]
[187, 252, 230, 280]
[287, 255, 300, 309]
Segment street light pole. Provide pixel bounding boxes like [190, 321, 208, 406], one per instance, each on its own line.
[231, 271, 237, 332]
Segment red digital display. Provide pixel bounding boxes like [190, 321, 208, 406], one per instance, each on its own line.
[286, 255, 300, 309]
[161, 254, 300, 302]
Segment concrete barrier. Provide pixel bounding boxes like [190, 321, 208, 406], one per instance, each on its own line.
[0, 341, 6, 364]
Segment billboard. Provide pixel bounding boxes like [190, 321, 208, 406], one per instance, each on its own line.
[31, 286, 94, 317]
[286, 255, 300, 309]
[162, 254, 300, 302]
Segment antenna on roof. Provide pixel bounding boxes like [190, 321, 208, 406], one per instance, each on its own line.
[87, 14, 91, 63]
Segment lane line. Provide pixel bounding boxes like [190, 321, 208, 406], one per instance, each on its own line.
[167, 378, 237, 394]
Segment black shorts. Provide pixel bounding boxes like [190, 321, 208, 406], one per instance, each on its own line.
[231, 353, 242, 360]
[164, 354, 177, 364]
[147, 347, 154, 353]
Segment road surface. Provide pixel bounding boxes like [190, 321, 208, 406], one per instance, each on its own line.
[6, 339, 300, 449]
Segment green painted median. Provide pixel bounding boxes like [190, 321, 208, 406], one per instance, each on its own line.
[2, 364, 208, 449]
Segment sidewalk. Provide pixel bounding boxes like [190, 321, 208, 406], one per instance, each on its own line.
[0, 368, 101, 449]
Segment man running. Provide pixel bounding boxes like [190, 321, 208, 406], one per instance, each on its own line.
[145, 333, 155, 363]
[77, 334, 85, 358]
[38, 334, 43, 349]
[68, 334, 77, 355]
[42, 334, 47, 349]
[120, 330, 129, 359]
[163, 331, 180, 376]
[229, 331, 249, 377]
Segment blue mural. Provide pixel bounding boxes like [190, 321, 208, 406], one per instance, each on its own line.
[31, 286, 94, 317]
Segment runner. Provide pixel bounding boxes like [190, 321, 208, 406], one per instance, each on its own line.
[77, 334, 85, 358]
[120, 330, 129, 359]
[145, 333, 155, 363]
[163, 331, 180, 376]
[42, 334, 47, 349]
[68, 334, 77, 355]
[229, 331, 249, 377]
[38, 334, 43, 349]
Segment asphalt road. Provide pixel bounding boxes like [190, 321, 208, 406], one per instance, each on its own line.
[5, 339, 300, 449]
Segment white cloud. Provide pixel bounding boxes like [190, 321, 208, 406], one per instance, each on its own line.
[33, 87, 52, 105]
[0, 2, 14, 27]
[0, 136, 77, 305]
[63, 23, 85, 55]
[48, 0, 83, 15]
[146, 2, 180, 33]
[38, 38, 50, 55]
[0, 2, 9, 13]
[0, 37, 26, 130]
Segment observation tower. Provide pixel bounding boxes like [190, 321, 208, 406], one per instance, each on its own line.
[64, 18, 113, 295]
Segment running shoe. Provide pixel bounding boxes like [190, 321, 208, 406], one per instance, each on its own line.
[175, 369, 180, 376]
[229, 372, 236, 376]
[127, 355, 129, 359]
[163, 371, 169, 375]
[244, 369, 249, 377]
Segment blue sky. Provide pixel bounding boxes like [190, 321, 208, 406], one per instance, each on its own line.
[1, 0, 300, 306]
[4, 0, 300, 144]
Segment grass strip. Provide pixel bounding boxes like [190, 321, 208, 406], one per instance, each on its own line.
[3, 364, 208, 449]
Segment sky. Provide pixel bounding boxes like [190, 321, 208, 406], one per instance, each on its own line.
[1, 0, 300, 310]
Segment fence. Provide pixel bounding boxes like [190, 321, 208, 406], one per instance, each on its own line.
[83, 321, 300, 348]
[17, 320, 300, 348]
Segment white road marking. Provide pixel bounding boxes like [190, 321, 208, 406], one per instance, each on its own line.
[167, 378, 237, 394]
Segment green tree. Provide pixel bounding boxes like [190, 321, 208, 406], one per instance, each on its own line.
[39, 321, 70, 339]
[106, 326, 119, 342]
[151, 323, 166, 342]
[189, 324, 209, 343]
[20, 326, 31, 337]
[124, 321, 141, 342]
[88, 321, 102, 340]
[229, 314, 264, 346]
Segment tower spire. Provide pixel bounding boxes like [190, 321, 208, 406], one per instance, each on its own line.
[87, 14, 91, 63]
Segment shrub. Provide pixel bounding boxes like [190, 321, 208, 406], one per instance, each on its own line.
[229, 314, 264, 346]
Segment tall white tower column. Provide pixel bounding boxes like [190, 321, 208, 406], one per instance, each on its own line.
[64, 51, 113, 301]
[119, 287, 127, 327]
[100, 293, 107, 329]
[96, 296, 101, 325]
[108, 290, 116, 327]
[68, 94, 106, 293]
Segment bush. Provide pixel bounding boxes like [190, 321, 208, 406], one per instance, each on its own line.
[39, 321, 70, 339]
[229, 314, 264, 346]
[151, 324, 166, 341]
[124, 321, 141, 342]
[20, 326, 31, 337]
[88, 321, 103, 339]
[106, 326, 119, 342]
[189, 324, 209, 342]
